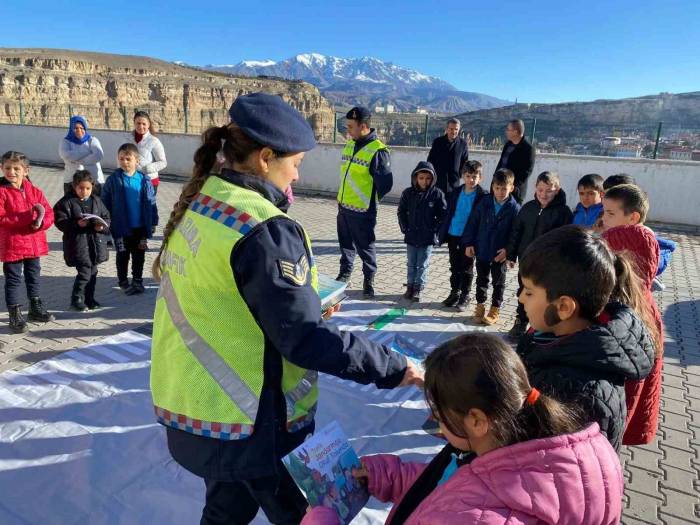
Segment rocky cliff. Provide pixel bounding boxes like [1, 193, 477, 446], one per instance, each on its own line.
[0, 48, 336, 140]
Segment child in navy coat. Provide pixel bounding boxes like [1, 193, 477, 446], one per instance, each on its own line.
[397, 161, 447, 302]
[463, 169, 520, 325]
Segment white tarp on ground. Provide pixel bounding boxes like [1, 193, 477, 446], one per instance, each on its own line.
[0, 302, 481, 524]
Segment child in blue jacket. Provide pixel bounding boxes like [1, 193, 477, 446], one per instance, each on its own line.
[572, 174, 604, 228]
[397, 161, 447, 302]
[462, 169, 521, 325]
[101, 143, 158, 295]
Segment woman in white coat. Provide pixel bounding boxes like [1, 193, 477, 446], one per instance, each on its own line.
[58, 116, 104, 195]
[132, 111, 167, 195]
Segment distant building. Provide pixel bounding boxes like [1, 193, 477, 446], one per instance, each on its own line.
[693, 151, 700, 162]
[385, 104, 395, 113]
[415, 108, 428, 115]
[669, 147, 693, 161]
[374, 106, 386, 114]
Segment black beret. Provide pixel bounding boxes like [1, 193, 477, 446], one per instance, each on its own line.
[346, 106, 371, 122]
[228, 93, 316, 153]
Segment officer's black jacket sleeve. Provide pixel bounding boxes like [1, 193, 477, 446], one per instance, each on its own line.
[231, 216, 408, 388]
[369, 150, 393, 201]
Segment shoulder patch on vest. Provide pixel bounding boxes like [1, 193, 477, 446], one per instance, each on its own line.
[278, 255, 310, 286]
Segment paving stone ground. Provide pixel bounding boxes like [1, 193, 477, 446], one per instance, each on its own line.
[1, 166, 699, 523]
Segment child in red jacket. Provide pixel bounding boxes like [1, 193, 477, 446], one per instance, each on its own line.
[0, 151, 55, 333]
[602, 183, 663, 445]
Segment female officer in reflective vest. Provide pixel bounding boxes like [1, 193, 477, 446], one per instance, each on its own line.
[150, 93, 423, 525]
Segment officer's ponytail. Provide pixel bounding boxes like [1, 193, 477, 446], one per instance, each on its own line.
[153, 122, 265, 279]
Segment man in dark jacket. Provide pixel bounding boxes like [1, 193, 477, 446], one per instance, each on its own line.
[397, 161, 447, 302]
[427, 118, 469, 195]
[506, 171, 573, 339]
[336, 107, 393, 299]
[494, 119, 535, 204]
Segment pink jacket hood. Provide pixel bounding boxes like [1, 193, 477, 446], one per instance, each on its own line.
[303, 424, 622, 525]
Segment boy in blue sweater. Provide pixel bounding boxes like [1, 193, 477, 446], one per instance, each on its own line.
[101, 143, 158, 295]
[463, 169, 521, 325]
[572, 174, 604, 228]
[437, 160, 486, 311]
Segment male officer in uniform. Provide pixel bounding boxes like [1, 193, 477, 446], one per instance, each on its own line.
[336, 107, 393, 299]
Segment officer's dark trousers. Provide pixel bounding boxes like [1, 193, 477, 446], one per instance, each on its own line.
[337, 207, 377, 277]
[201, 470, 306, 525]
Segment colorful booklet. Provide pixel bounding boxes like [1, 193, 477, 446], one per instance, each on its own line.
[282, 421, 368, 524]
[80, 213, 109, 229]
[318, 274, 348, 312]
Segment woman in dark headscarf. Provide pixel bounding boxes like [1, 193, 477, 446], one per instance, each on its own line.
[58, 116, 105, 195]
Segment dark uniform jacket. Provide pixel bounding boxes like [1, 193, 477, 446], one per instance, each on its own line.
[53, 192, 110, 267]
[427, 135, 469, 194]
[339, 129, 393, 217]
[397, 169, 447, 247]
[462, 194, 521, 262]
[516, 302, 655, 451]
[495, 138, 535, 203]
[506, 189, 573, 262]
[167, 170, 408, 481]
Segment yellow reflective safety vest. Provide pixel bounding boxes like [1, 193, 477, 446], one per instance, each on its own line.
[151, 176, 319, 440]
[337, 138, 388, 212]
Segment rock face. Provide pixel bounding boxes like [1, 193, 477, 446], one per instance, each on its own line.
[0, 48, 336, 140]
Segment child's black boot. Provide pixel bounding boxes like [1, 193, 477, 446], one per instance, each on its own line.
[126, 279, 145, 296]
[28, 297, 55, 322]
[455, 293, 469, 312]
[8, 305, 28, 334]
[71, 296, 89, 312]
[442, 290, 459, 307]
[411, 287, 422, 303]
[403, 284, 414, 300]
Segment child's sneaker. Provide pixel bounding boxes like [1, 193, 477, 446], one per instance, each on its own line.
[27, 297, 55, 322]
[126, 280, 145, 296]
[483, 306, 500, 326]
[473, 303, 486, 322]
[442, 290, 459, 307]
[455, 293, 469, 312]
[118, 280, 130, 291]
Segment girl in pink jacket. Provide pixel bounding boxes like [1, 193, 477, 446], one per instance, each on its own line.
[304, 333, 623, 525]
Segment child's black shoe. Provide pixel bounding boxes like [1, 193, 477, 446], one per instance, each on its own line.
[442, 290, 460, 307]
[85, 299, 101, 310]
[403, 284, 414, 300]
[118, 280, 130, 291]
[411, 288, 421, 303]
[8, 305, 28, 334]
[126, 280, 145, 296]
[454, 294, 469, 312]
[71, 297, 89, 312]
[28, 297, 55, 322]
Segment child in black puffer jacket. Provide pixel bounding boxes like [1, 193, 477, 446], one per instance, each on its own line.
[397, 161, 447, 302]
[54, 170, 111, 311]
[516, 226, 656, 451]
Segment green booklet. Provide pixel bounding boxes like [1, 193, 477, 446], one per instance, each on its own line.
[318, 274, 348, 312]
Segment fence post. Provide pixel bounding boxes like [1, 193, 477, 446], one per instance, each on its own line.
[183, 83, 190, 134]
[423, 114, 429, 147]
[19, 100, 24, 125]
[530, 118, 537, 145]
[333, 112, 337, 143]
[653, 121, 663, 159]
[68, 104, 73, 118]
[121, 107, 128, 131]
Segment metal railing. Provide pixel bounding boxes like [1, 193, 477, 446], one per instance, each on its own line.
[1, 99, 698, 161]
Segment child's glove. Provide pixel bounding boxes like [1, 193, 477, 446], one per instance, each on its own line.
[32, 203, 45, 230]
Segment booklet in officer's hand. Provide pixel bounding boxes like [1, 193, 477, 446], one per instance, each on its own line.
[282, 421, 368, 524]
[80, 213, 109, 230]
[318, 274, 348, 312]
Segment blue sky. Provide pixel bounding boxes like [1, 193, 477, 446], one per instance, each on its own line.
[3, 0, 698, 103]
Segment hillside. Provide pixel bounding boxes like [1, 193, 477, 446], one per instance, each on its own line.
[0, 48, 335, 139]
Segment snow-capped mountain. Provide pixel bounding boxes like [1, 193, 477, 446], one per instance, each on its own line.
[204, 53, 510, 114]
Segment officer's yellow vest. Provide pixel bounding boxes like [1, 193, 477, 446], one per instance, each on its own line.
[337, 138, 388, 212]
[150, 176, 319, 440]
